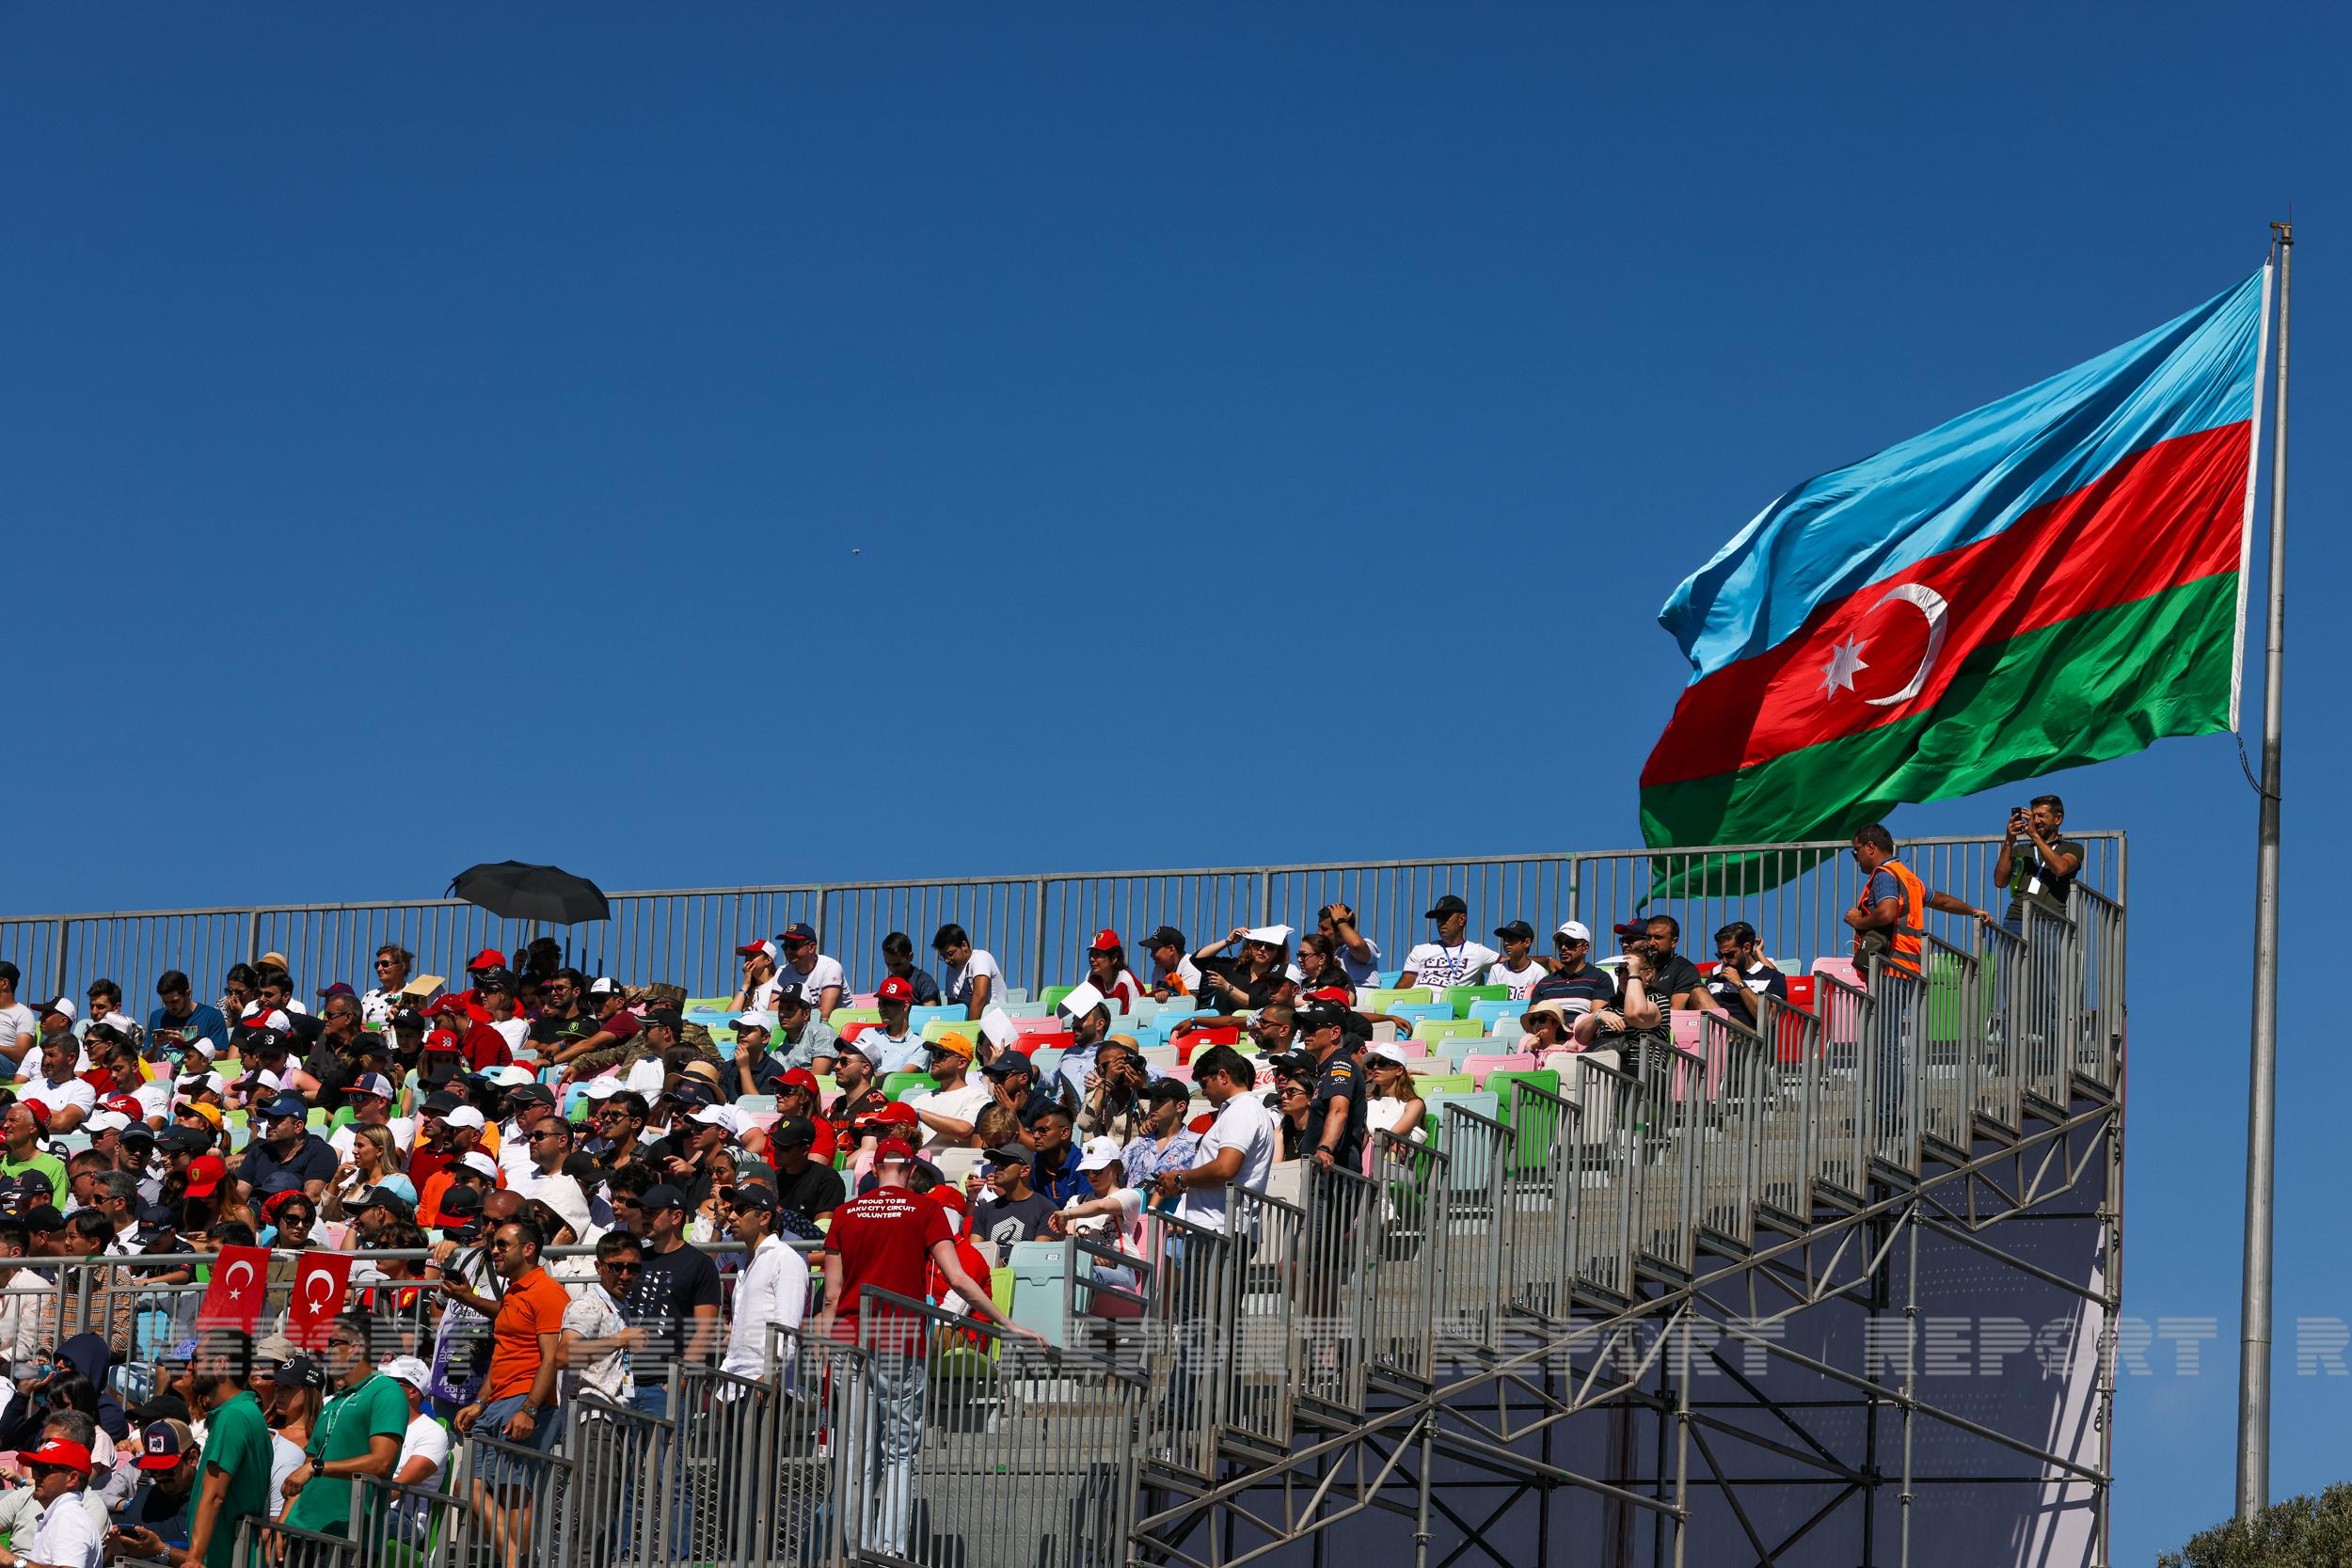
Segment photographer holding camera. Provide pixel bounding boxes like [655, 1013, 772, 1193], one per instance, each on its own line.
[1992, 795, 2085, 937]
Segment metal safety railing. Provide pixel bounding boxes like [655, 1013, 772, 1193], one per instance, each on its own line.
[2, 831, 2121, 1025]
[849, 1289, 1143, 1568]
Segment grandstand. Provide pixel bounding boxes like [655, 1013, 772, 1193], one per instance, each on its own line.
[3, 832, 2124, 1568]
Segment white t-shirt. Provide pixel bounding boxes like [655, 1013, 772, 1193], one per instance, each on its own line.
[1488, 959, 1546, 1002]
[489, 1018, 530, 1055]
[906, 1083, 993, 1150]
[942, 949, 1004, 1010]
[29, 1488, 100, 1568]
[130, 1078, 173, 1122]
[1157, 956, 1204, 994]
[745, 974, 784, 1012]
[561, 1282, 632, 1404]
[1177, 1093, 1277, 1234]
[1060, 1184, 1145, 1250]
[20, 1077, 95, 1121]
[269, 1432, 304, 1517]
[0, 1004, 38, 1054]
[782, 957, 848, 1010]
[1401, 942, 1500, 991]
[331, 1118, 417, 1160]
[624, 1054, 667, 1098]
[394, 1411, 450, 1488]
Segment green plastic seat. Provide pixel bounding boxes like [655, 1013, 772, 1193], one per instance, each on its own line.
[1412, 1018, 1485, 1046]
[832, 1007, 882, 1028]
[921, 1018, 977, 1043]
[1443, 985, 1509, 1020]
[1039, 985, 1076, 1012]
[1416, 1072, 1474, 1098]
[1358, 988, 1432, 1012]
[882, 1071, 938, 1102]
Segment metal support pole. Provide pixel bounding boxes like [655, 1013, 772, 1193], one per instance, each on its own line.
[2237, 221, 2291, 1521]
[1414, 1415, 1435, 1568]
[1899, 1205, 1918, 1568]
[1672, 1323, 1692, 1568]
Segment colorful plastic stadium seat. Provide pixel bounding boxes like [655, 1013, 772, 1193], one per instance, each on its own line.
[882, 1071, 939, 1102]
[1466, 998, 1519, 1030]
[1443, 985, 1509, 1020]
[908, 1005, 961, 1034]
[1387, 1002, 1451, 1029]
[920, 1017, 974, 1044]
[1174, 1027, 1240, 1063]
[1460, 1052, 1536, 1088]
[832, 1007, 882, 1028]
[1670, 1009, 1705, 1052]
[1040, 985, 1076, 1012]
[1374, 971, 1405, 988]
[1416, 1072, 1474, 1098]
[1357, 988, 1431, 1012]
[1412, 1017, 1484, 1046]
[1809, 957, 1863, 990]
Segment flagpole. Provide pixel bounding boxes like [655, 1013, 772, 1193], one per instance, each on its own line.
[2235, 220, 2292, 1521]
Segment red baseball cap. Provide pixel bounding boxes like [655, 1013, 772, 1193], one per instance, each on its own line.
[736, 940, 779, 962]
[1089, 928, 1121, 952]
[183, 1155, 228, 1198]
[874, 976, 915, 1005]
[23, 1104, 49, 1135]
[874, 1137, 915, 1164]
[1307, 987, 1351, 1005]
[873, 1102, 919, 1127]
[104, 1096, 144, 1118]
[778, 1069, 821, 1095]
[14, 1439, 90, 1475]
[423, 996, 469, 1018]
[467, 948, 506, 973]
[423, 1029, 464, 1054]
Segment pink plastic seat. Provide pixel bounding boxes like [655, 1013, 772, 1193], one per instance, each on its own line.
[1460, 1052, 1535, 1088]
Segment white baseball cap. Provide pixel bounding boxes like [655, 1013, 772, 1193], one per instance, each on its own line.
[1367, 1042, 1413, 1067]
[688, 1105, 739, 1134]
[458, 1150, 500, 1179]
[444, 1106, 487, 1132]
[1074, 1136, 1125, 1173]
[731, 1010, 777, 1035]
[580, 1079, 623, 1101]
[87, 1110, 132, 1134]
[380, 1356, 431, 1390]
[1554, 920, 1593, 943]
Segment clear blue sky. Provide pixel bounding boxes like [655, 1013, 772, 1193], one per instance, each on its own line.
[3, 5, 2343, 1554]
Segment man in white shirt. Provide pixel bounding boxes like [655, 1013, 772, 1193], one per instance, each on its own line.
[329, 1074, 416, 1159]
[379, 1357, 451, 1541]
[0, 963, 40, 1069]
[1140, 927, 1202, 1000]
[1398, 895, 1500, 992]
[1486, 922, 1547, 1001]
[20, 1046, 95, 1135]
[0, 1436, 100, 1568]
[496, 1083, 562, 1183]
[773, 923, 846, 1019]
[717, 1184, 809, 1385]
[905, 1035, 992, 1151]
[557, 1235, 643, 1409]
[931, 925, 1003, 1021]
[1153, 1046, 1276, 1235]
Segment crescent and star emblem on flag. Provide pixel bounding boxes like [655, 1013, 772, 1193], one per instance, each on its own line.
[1820, 583, 1951, 705]
[222, 1259, 255, 1303]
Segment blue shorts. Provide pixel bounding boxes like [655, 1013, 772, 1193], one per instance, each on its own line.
[473, 1393, 564, 1489]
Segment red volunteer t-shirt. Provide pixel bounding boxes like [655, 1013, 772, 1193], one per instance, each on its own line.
[823, 1187, 952, 1354]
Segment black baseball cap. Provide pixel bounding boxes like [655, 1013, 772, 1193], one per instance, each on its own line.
[720, 1184, 777, 1214]
[980, 1053, 1032, 1080]
[1424, 895, 1469, 919]
[1493, 920, 1534, 943]
[1293, 1002, 1347, 1035]
[641, 1008, 682, 1031]
[1141, 925, 1186, 950]
[641, 1183, 690, 1213]
[1268, 1051, 1317, 1080]
[505, 1084, 556, 1109]
[274, 1355, 326, 1391]
[770, 1115, 818, 1149]
[1145, 1078, 1192, 1106]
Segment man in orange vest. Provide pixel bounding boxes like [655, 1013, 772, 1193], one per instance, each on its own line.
[1845, 823, 1994, 980]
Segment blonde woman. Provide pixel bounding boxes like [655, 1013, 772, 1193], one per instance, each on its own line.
[323, 1124, 409, 1223]
[1364, 1043, 1426, 1148]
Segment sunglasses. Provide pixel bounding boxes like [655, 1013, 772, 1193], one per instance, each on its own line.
[601, 1259, 642, 1275]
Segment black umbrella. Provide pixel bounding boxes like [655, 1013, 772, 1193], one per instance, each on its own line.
[447, 862, 612, 926]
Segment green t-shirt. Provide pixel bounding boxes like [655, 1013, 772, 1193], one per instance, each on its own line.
[199, 1388, 273, 1568]
[0, 1152, 67, 1208]
[283, 1373, 408, 1536]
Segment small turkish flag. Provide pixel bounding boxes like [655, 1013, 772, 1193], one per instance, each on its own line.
[197, 1246, 270, 1333]
[288, 1252, 355, 1351]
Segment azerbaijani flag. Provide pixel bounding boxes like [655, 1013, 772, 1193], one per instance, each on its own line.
[1639, 268, 2270, 877]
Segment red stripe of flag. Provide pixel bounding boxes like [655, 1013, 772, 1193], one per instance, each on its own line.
[1641, 420, 2251, 789]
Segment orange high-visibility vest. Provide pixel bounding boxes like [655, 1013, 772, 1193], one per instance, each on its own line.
[1854, 859, 1927, 979]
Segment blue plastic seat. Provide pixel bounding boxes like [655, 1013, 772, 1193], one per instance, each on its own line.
[1467, 998, 1519, 1030]
[1387, 1002, 1451, 1028]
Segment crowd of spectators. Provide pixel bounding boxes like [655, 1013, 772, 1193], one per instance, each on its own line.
[0, 811, 2085, 1566]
